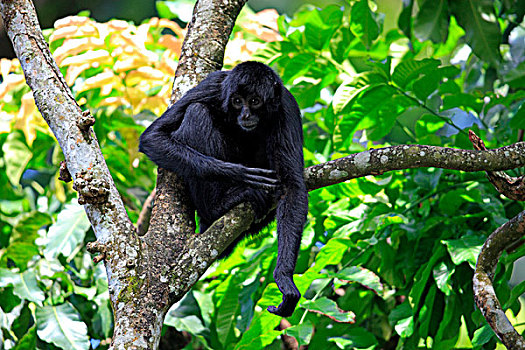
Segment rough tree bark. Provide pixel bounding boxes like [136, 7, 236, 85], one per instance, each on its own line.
[2, 0, 525, 349]
[474, 210, 525, 349]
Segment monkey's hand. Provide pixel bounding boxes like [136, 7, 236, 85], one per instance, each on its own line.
[267, 288, 300, 317]
[225, 164, 279, 190]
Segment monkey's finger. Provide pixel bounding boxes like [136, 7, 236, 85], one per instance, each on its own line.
[244, 180, 278, 190]
[245, 167, 277, 178]
[244, 173, 280, 186]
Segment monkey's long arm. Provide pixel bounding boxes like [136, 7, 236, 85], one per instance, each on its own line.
[267, 89, 308, 317]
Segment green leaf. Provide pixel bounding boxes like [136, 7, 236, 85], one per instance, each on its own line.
[350, 0, 379, 47]
[36, 303, 90, 350]
[412, 70, 441, 101]
[418, 285, 437, 338]
[2, 131, 32, 186]
[409, 245, 445, 309]
[394, 316, 414, 337]
[432, 261, 455, 296]
[510, 102, 525, 129]
[156, 0, 194, 22]
[392, 58, 440, 89]
[13, 211, 52, 240]
[433, 296, 461, 346]
[450, 0, 501, 65]
[165, 315, 206, 335]
[332, 84, 369, 114]
[415, 114, 446, 139]
[0, 268, 44, 304]
[504, 60, 525, 88]
[215, 275, 241, 346]
[281, 53, 315, 84]
[335, 266, 383, 296]
[284, 320, 314, 346]
[329, 327, 377, 349]
[330, 26, 354, 63]
[304, 23, 334, 50]
[471, 324, 495, 346]
[13, 325, 36, 350]
[94, 294, 113, 338]
[442, 236, 484, 268]
[1, 242, 40, 270]
[313, 238, 352, 273]
[301, 297, 355, 323]
[388, 302, 414, 337]
[503, 280, 525, 309]
[414, 0, 449, 43]
[233, 313, 281, 350]
[318, 4, 344, 27]
[397, 0, 413, 38]
[43, 201, 91, 260]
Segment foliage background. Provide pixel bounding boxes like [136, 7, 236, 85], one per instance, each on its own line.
[0, 0, 524, 349]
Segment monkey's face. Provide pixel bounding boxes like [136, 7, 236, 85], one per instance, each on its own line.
[231, 93, 263, 131]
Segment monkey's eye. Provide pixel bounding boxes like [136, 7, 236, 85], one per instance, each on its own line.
[249, 97, 262, 107]
[232, 96, 243, 109]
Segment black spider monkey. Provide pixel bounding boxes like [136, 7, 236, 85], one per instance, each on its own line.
[139, 61, 308, 317]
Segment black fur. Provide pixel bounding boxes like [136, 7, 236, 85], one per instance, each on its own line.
[139, 61, 308, 317]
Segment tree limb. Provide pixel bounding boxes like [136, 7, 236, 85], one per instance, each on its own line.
[0, 0, 139, 337]
[469, 130, 525, 201]
[473, 210, 525, 349]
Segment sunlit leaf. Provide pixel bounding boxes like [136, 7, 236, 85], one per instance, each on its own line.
[0, 268, 44, 304]
[414, 0, 449, 43]
[284, 320, 314, 346]
[471, 324, 495, 347]
[329, 327, 377, 349]
[335, 266, 384, 296]
[450, 0, 501, 65]
[442, 236, 484, 268]
[2, 131, 32, 186]
[392, 58, 440, 89]
[233, 312, 281, 350]
[301, 297, 355, 323]
[350, 0, 379, 47]
[43, 201, 91, 260]
[36, 303, 90, 350]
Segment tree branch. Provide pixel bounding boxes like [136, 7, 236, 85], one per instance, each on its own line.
[0, 0, 138, 332]
[305, 142, 525, 190]
[473, 210, 525, 349]
[469, 130, 525, 201]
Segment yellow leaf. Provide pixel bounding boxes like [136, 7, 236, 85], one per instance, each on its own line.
[14, 92, 39, 147]
[99, 96, 131, 108]
[241, 9, 283, 42]
[149, 17, 184, 38]
[113, 55, 151, 73]
[1, 58, 13, 79]
[125, 86, 148, 109]
[49, 24, 99, 42]
[77, 70, 122, 94]
[54, 16, 94, 29]
[0, 110, 14, 133]
[0, 74, 25, 100]
[157, 50, 178, 76]
[53, 37, 105, 64]
[136, 95, 169, 116]
[61, 50, 112, 67]
[125, 67, 165, 86]
[158, 35, 182, 57]
[64, 63, 91, 86]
